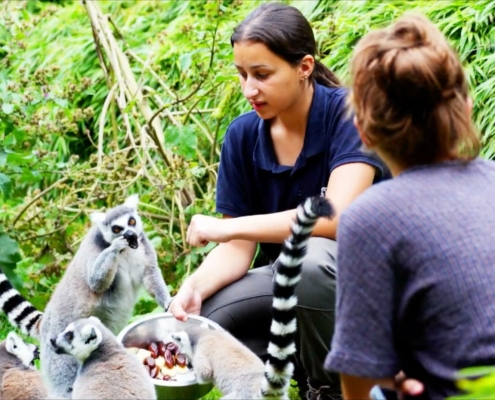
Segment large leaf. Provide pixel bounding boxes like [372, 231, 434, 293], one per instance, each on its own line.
[164, 125, 197, 160]
[0, 229, 22, 288]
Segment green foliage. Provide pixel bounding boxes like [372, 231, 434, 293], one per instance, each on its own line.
[312, 0, 495, 156]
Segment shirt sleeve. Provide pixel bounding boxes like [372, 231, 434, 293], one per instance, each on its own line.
[215, 124, 253, 218]
[324, 202, 400, 379]
[328, 92, 388, 178]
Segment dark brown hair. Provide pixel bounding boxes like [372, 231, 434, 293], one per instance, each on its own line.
[349, 13, 480, 167]
[231, 2, 340, 89]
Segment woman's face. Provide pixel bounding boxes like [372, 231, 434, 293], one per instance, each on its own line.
[233, 40, 309, 120]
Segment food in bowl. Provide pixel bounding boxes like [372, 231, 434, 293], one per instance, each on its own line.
[126, 339, 194, 382]
[117, 313, 222, 400]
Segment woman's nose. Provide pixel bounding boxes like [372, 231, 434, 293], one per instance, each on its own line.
[242, 77, 259, 99]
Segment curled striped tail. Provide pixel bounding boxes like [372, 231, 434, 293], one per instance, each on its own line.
[261, 196, 335, 399]
[0, 268, 43, 339]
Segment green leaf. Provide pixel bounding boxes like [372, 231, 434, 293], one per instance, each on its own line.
[52, 97, 69, 108]
[190, 165, 206, 178]
[0, 230, 21, 285]
[4, 133, 16, 148]
[193, 241, 217, 254]
[7, 152, 35, 166]
[2, 103, 14, 114]
[179, 53, 193, 73]
[0, 149, 7, 167]
[164, 125, 197, 159]
[0, 173, 11, 198]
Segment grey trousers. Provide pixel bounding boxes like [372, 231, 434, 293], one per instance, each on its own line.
[200, 237, 341, 389]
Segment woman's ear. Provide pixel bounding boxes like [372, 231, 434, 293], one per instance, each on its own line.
[466, 96, 473, 117]
[299, 54, 314, 81]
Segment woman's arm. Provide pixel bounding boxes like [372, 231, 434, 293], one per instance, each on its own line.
[341, 375, 395, 400]
[187, 162, 376, 246]
[182, 237, 257, 301]
[169, 217, 257, 321]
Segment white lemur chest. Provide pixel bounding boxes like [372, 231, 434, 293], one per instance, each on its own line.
[99, 246, 147, 333]
[116, 246, 147, 286]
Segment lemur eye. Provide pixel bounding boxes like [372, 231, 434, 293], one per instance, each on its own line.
[112, 226, 122, 234]
[65, 331, 74, 341]
[128, 218, 136, 226]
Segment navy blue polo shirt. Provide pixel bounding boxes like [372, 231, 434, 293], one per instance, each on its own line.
[216, 83, 389, 261]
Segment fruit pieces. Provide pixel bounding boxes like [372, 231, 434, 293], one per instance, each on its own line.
[127, 340, 190, 381]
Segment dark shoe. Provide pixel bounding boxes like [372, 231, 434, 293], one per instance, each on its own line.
[306, 379, 343, 400]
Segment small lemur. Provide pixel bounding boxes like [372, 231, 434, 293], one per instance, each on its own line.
[51, 316, 156, 400]
[0, 194, 171, 398]
[0, 331, 48, 400]
[170, 196, 335, 399]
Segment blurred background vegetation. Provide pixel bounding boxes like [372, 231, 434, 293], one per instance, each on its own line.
[1, 0, 494, 397]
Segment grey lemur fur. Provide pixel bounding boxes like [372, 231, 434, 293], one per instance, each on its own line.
[51, 316, 156, 400]
[170, 196, 335, 399]
[0, 194, 171, 398]
[0, 331, 48, 400]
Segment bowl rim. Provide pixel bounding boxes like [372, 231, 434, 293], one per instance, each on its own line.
[117, 312, 223, 388]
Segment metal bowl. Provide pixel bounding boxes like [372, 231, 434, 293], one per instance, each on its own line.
[117, 312, 223, 400]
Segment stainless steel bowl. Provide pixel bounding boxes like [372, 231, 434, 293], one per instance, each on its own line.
[117, 312, 223, 400]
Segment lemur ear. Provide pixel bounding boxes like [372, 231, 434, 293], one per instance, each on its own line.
[124, 194, 139, 210]
[89, 212, 106, 226]
[81, 324, 102, 346]
[5, 332, 18, 354]
[88, 316, 101, 324]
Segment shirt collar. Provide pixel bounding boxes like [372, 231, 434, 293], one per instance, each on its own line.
[253, 82, 327, 173]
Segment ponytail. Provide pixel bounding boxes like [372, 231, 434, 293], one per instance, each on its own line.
[312, 60, 341, 89]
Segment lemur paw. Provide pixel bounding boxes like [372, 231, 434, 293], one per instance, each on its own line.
[111, 236, 128, 252]
[163, 296, 173, 311]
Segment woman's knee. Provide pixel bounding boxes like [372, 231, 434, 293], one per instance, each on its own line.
[296, 237, 338, 309]
[200, 266, 274, 331]
[301, 237, 337, 277]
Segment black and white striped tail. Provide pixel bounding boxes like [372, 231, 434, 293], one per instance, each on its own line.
[0, 268, 43, 339]
[261, 196, 335, 399]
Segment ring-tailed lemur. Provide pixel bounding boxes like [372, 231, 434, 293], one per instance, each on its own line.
[0, 331, 48, 400]
[51, 316, 156, 400]
[0, 194, 171, 398]
[170, 196, 335, 399]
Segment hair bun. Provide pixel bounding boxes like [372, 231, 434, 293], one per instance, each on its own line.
[369, 13, 461, 112]
[349, 12, 479, 168]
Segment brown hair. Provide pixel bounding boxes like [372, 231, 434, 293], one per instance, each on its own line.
[349, 13, 480, 167]
[231, 3, 341, 89]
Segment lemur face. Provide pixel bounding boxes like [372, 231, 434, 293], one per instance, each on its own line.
[170, 331, 194, 360]
[5, 331, 39, 367]
[51, 317, 102, 362]
[89, 194, 143, 248]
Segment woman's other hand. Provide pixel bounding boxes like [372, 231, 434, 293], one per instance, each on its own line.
[396, 372, 424, 398]
[168, 285, 203, 322]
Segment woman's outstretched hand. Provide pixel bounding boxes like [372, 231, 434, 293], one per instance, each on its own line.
[186, 214, 232, 247]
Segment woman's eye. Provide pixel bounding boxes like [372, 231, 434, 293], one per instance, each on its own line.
[256, 73, 268, 80]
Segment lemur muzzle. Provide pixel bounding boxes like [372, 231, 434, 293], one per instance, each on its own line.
[123, 230, 138, 249]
